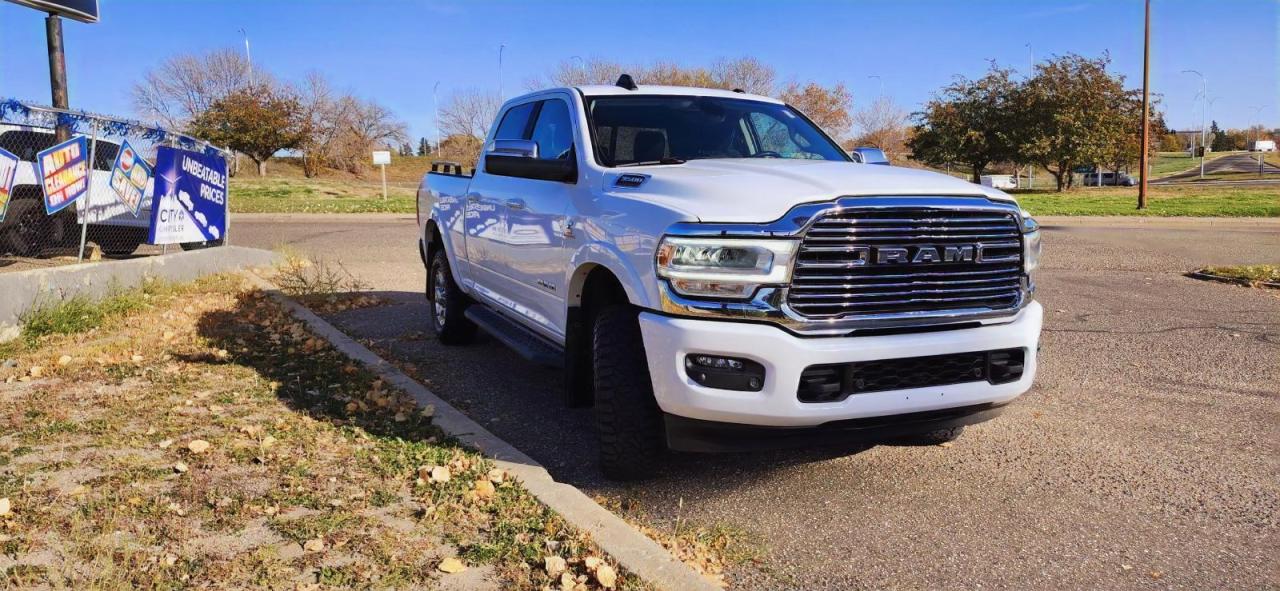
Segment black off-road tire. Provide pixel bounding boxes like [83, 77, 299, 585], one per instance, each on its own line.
[896, 425, 966, 446]
[427, 249, 476, 345]
[592, 304, 664, 480]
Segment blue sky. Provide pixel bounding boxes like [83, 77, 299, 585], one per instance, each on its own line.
[1, 0, 1275, 141]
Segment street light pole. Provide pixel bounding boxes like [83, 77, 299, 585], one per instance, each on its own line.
[45, 15, 70, 141]
[498, 43, 506, 99]
[433, 81, 442, 159]
[867, 75, 883, 99]
[238, 28, 254, 86]
[1182, 69, 1206, 178]
[1138, 0, 1151, 209]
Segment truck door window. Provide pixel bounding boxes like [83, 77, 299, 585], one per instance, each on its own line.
[494, 102, 537, 141]
[529, 99, 574, 160]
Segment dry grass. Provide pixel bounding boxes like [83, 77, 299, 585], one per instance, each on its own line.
[0, 275, 642, 590]
[1195, 264, 1280, 287]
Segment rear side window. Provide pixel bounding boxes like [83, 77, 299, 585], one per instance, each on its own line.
[0, 130, 118, 170]
[494, 103, 536, 141]
[529, 99, 573, 160]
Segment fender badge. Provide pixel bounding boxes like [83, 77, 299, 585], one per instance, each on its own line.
[615, 173, 648, 188]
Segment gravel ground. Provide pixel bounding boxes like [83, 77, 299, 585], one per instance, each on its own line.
[234, 214, 1280, 589]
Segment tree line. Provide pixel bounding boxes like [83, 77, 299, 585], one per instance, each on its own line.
[909, 54, 1167, 191]
[131, 49, 407, 177]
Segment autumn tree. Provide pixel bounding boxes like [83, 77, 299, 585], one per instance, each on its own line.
[294, 73, 407, 176]
[778, 81, 854, 138]
[131, 48, 259, 129]
[189, 84, 307, 176]
[1016, 54, 1136, 191]
[908, 67, 1019, 183]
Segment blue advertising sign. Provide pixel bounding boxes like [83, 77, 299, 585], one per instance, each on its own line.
[0, 147, 18, 223]
[148, 146, 227, 245]
[36, 135, 90, 214]
[108, 140, 151, 217]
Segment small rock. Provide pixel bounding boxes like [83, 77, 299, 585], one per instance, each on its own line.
[544, 555, 567, 576]
[303, 538, 326, 553]
[437, 557, 466, 573]
[429, 466, 451, 483]
[595, 563, 617, 589]
[0, 498, 10, 516]
[158, 439, 174, 449]
[187, 440, 211, 454]
[173, 462, 189, 474]
[57, 355, 73, 366]
[1, 359, 16, 368]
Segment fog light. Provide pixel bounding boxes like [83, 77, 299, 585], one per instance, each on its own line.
[684, 354, 765, 392]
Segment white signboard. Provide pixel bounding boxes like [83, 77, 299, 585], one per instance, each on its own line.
[372, 150, 392, 166]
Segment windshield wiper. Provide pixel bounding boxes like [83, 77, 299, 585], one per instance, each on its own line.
[616, 157, 686, 167]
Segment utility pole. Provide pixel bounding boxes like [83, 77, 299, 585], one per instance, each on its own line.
[498, 43, 506, 99]
[239, 28, 254, 86]
[1182, 69, 1206, 178]
[1026, 43, 1035, 190]
[46, 15, 70, 141]
[1138, 0, 1151, 209]
[433, 81, 442, 158]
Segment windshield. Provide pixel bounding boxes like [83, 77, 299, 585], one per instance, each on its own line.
[585, 96, 850, 167]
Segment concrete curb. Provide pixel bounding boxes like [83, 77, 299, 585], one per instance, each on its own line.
[246, 274, 717, 591]
[0, 246, 281, 343]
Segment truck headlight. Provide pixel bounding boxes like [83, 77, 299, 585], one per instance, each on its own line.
[656, 237, 798, 299]
[1021, 213, 1041, 291]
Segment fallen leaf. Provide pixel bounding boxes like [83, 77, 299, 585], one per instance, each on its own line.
[29, 366, 44, 378]
[131, 354, 145, 363]
[173, 462, 189, 474]
[158, 439, 174, 449]
[487, 468, 506, 483]
[163, 553, 178, 566]
[0, 498, 10, 516]
[584, 556, 602, 571]
[595, 563, 617, 589]
[544, 555, 567, 576]
[420, 404, 435, 418]
[187, 440, 211, 454]
[430, 466, 451, 483]
[437, 557, 466, 573]
[57, 355, 73, 366]
[261, 435, 277, 449]
[303, 538, 326, 553]
[474, 479, 496, 500]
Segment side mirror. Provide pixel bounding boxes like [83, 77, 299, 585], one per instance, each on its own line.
[487, 138, 538, 159]
[485, 140, 577, 183]
[851, 147, 890, 166]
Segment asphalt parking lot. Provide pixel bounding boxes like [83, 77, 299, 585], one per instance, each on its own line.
[235, 213, 1280, 589]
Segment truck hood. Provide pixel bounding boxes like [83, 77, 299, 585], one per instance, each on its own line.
[602, 159, 1017, 222]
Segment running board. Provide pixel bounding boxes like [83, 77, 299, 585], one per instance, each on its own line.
[464, 305, 565, 368]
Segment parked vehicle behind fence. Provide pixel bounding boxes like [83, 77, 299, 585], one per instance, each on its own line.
[417, 76, 1043, 480]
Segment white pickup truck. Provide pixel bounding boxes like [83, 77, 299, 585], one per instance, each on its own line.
[417, 76, 1042, 480]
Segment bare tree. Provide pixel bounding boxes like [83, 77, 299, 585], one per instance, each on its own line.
[780, 81, 854, 139]
[709, 57, 776, 94]
[440, 88, 500, 140]
[297, 73, 352, 177]
[131, 48, 259, 129]
[851, 96, 910, 157]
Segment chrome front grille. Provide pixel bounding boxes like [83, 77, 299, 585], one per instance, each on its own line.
[788, 209, 1024, 318]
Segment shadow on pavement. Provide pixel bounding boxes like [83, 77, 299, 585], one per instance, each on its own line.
[314, 290, 875, 496]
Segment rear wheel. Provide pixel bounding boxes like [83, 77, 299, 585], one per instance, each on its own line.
[592, 304, 664, 480]
[427, 249, 476, 345]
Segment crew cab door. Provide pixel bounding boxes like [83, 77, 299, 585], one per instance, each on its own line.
[466, 95, 579, 341]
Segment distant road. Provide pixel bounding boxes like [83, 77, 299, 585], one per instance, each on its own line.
[1156, 152, 1280, 183]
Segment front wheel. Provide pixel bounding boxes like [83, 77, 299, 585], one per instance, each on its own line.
[427, 249, 476, 345]
[593, 304, 664, 480]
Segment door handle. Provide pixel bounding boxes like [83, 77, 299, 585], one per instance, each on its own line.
[505, 198, 526, 210]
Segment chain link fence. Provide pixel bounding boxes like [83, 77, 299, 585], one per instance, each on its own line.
[0, 99, 232, 271]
